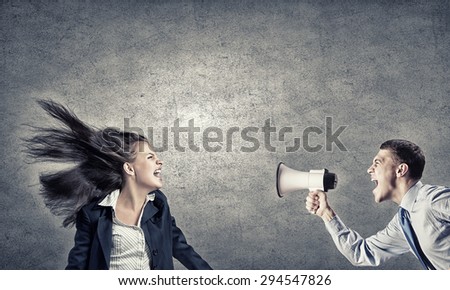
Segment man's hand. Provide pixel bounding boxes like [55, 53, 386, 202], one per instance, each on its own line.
[305, 190, 336, 222]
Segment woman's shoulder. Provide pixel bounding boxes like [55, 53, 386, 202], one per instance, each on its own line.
[154, 189, 167, 200]
[152, 189, 170, 210]
[78, 195, 110, 218]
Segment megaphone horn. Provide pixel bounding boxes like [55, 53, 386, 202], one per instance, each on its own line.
[276, 162, 338, 198]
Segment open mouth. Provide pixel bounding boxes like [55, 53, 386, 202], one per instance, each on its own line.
[154, 169, 162, 178]
[371, 178, 378, 189]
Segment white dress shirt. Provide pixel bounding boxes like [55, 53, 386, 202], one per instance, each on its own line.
[99, 189, 156, 270]
[325, 181, 450, 269]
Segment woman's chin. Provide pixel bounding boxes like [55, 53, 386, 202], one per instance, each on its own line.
[145, 182, 163, 193]
[149, 176, 163, 188]
[155, 179, 163, 189]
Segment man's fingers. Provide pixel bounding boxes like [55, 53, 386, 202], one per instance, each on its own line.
[308, 191, 322, 201]
[306, 196, 315, 203]
[305, 199, 320, 214]
[305, 200, 318, 208]
[307, 191, 326, 215]
[308, 191, 318, 198]
[306, 196, 319, 207]
[305, 204, 317, 214]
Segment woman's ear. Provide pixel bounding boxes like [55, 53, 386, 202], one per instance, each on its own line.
[396, 163, 409, 177]
[123, 162, 135, 176]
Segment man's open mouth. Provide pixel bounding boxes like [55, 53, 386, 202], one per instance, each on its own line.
[154, 169, 162, 178]
[371, 179, 378, 188]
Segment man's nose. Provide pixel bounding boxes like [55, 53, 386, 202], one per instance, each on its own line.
[367, 165, 374, 174]
[157, 159, 163, 166]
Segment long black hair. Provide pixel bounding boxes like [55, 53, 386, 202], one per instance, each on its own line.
[22, 99, 148, 228]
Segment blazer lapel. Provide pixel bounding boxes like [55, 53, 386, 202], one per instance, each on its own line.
[140, 201, 160, 250]
[141, 200, 160, 224]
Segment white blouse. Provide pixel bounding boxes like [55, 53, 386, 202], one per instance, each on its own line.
[99, 189, 156, 270]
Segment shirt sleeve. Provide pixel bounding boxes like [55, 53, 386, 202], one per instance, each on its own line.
[428, 186, 450, 269]
[324, 214, 411, 266]
[430, 186, 450, 223]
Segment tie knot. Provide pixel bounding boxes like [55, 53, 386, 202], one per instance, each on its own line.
[398, 207, 408, 218]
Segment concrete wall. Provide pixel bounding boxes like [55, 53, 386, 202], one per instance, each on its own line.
[1, 0, 448, 269]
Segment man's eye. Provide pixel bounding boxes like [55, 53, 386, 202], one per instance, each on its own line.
[147, 155, 153, 159]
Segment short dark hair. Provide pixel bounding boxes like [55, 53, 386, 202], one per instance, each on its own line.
[380, 139, 425, 180]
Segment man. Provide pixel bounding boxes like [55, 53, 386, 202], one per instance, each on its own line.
[306, 139, 449, 269]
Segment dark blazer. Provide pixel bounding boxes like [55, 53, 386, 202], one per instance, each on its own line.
[65, 190, 212, 270]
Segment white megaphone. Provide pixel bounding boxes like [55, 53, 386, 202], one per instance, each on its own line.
[276, 162, 338, 198]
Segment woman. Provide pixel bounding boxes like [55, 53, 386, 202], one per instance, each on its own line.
[23, 99, 212, 270]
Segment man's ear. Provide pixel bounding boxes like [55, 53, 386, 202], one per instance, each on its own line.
[123, 162, 135, 176]
[396, 163, 409, 177]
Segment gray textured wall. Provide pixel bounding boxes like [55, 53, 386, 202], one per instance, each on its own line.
[1, 0, 449, 270]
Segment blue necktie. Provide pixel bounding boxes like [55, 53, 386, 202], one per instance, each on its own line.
[398, 207, 435, 270]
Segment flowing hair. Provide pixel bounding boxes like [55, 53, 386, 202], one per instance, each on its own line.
[22, 99, 148, 228]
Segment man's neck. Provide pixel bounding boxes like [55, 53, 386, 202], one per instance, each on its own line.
[392, 179, 419, 205]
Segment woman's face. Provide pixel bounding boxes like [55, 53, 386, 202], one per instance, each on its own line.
[129, 141, 163, 192]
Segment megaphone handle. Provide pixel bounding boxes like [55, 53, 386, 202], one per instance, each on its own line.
[309, 188, 327, 192]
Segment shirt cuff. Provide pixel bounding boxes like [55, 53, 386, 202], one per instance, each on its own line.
[324, 215, 346, 236]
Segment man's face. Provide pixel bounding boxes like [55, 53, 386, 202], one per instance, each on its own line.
[367, 149, 399, 203]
